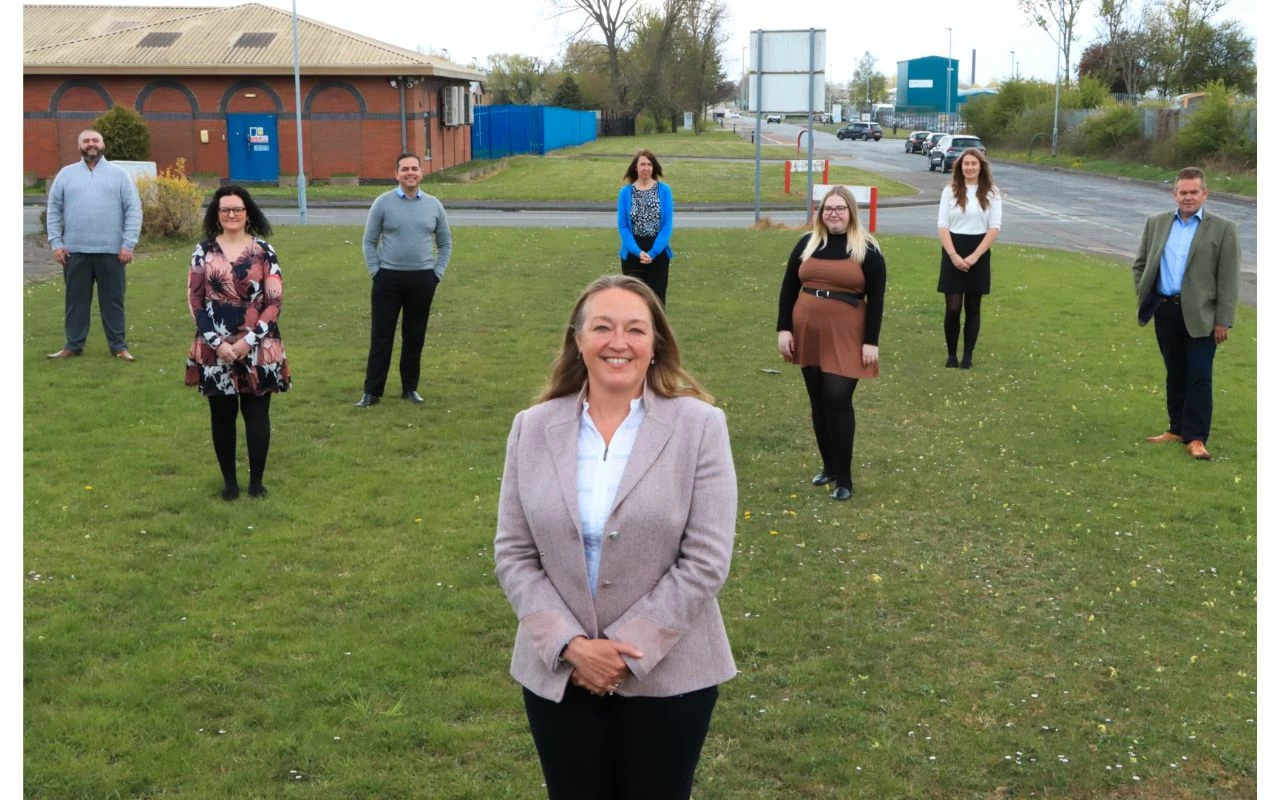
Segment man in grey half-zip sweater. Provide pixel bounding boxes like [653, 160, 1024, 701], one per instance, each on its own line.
[46, 129, 143, 361]
[354, 152, 453, 408]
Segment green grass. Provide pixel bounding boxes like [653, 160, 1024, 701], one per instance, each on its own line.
[246, 152, 918, 204]
[24, 227, 1255, 798]
[987, 150, 1257, 197]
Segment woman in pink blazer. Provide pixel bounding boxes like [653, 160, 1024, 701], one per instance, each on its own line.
[495, 274, 737, 800]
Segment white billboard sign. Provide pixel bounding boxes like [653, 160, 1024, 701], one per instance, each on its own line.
[746, 29, 826, 113]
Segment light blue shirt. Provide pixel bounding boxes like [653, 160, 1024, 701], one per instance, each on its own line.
[394, 186, 424, 199]
[1158, 207, 1203, 296]
[577, 396, 646, 596]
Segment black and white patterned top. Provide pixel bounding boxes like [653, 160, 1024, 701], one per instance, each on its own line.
[630, 185, 662, 238]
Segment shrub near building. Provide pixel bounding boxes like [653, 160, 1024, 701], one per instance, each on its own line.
[92, 106, 151, 162]
[136, 158, 203, 242]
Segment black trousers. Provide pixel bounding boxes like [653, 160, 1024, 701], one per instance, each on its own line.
[207, 393, 271, 488]
[621, 235, 670, 306]
[363, 269, 439, 396]
[1153, 300, 1217, 442]
[63, 252, 128, 353]
[522, 684, 718, 800]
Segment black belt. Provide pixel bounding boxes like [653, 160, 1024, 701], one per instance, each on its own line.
[1158, 294, 1181, 304]
[802, 287, 865, 307]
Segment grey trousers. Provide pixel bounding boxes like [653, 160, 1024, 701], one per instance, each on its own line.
[63, 252, 127, 353]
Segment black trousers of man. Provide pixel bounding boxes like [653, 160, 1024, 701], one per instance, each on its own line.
[363, 269, 439, 397]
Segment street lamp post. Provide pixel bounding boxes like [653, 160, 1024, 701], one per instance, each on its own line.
[1009, 50, 1015, 79]
[944, 27, 952, 130]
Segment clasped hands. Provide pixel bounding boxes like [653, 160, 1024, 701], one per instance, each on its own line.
[563, 635, 643, 696]
[638, 251, 653, 265]
[215, 338, 252, 363]
[949, 251, 975, 272]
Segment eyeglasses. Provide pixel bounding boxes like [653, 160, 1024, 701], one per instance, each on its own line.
[823, 205, 849, 214]
[218, 207, 247, 217]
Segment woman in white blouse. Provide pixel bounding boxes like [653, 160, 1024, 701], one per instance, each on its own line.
[494, 275, 737, 799]
[936, 148, 1002, 368]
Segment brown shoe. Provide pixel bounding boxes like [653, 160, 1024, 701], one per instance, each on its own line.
[1185, 440, 1212, 460]
[113, 349, 136, 362]
[47, 348, 81, 359]
[1145, 431, 1182, 444]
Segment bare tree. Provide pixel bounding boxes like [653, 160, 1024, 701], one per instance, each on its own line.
[550, 0, 640, 109]
[1018, 0, 1087, 84]
[1096, 0, 1150, 96]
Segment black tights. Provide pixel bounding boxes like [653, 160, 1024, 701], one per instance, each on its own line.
[208, 393, 271, 490]
[944, 293, 983, 359]
[801, 367, 859, 490]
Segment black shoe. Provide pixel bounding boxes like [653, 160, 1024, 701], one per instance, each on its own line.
[355, 393, 380, 408]
[401, 390, 426, 404]
[945, 355, 959, 368]
[830, 486, 852, 501]
[811, 472, 836, 486]
[960, 357, 973, 369]
[248, 482, 268, 498]
[221, 485, 240, 501]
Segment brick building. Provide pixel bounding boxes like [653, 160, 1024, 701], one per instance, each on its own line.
[23, 3, 486, 182]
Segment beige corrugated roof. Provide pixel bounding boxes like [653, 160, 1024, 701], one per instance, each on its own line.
[23, 3, 486, 80]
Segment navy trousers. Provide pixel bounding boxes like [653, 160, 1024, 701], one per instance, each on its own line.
[63, 252, 127, 353]
[1153, 301, 1217, 442]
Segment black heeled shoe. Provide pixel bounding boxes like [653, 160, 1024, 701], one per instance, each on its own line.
[811, 472, 836, 486]
[960, 357, 973, 369]
[221, 485, 240, 501]
[945, 354, 959, 368]
[830, 486, 852, 501]
[248, 483, 268, 498]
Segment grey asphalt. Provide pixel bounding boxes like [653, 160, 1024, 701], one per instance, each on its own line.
[23, 135, 1256, 305]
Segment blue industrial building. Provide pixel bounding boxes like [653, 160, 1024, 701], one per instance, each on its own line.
[895, 56, 959, 113]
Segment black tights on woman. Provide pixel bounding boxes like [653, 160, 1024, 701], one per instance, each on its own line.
[944, 293, 983, 365]
[208, 393, 271, 498]
[801, 367, 859, 490]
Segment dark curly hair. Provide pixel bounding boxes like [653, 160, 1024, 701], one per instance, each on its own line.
[203, 185, 273, 240]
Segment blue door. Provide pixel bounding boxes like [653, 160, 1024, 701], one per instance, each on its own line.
[227, 113, 278, 182]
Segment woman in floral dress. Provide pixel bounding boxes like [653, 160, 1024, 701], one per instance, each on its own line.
[186, 185, 290, 500]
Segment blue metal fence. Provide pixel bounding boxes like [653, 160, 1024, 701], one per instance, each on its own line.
[471, 105, 597, 160]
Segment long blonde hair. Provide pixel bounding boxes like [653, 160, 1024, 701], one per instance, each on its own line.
[539, 275, 712, 403]
[800, 185, 878, 262]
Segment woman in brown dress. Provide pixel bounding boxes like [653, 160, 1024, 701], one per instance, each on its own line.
[777, 186, 886, 501]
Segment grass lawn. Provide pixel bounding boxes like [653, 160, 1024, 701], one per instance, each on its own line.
[986, 150, 1257, 198]
[245, 152, 918, 205]
[24, 227, 1255, 798]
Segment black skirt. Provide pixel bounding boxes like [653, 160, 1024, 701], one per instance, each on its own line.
[937, 232, 991, 295]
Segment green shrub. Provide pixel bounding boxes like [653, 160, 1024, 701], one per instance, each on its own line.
[92, 106, 150, 161]
[1177, 81, 1254, 166]
[1076, 104, 1142, 153]
[135, 157, 203, 241]
[962, 79, 1056, 144]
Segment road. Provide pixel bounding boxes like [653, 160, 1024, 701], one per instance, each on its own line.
[23, 127, 1256, 304]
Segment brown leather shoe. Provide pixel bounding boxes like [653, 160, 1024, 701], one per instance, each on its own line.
[47, 348, 81, 359]
[1145, 431, 1182, 444]
[1185, 440, 1212, 460]
[113, 349, 136, 362]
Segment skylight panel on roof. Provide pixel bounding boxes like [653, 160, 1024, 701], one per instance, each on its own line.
[233, 32, 277, 48]
[137, 32, 181, 48]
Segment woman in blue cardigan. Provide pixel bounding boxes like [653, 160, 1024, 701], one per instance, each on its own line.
[617, 149, 675, 306]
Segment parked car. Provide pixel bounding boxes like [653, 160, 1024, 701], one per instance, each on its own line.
[928, 135, 986, 172]
[766, 114, 783, 123]
[837, 121, 882, 141]
[905, 130, 931, 153]
[922, 132, 946, 156]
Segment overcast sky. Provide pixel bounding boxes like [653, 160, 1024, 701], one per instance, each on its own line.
[19, 0, 1259, 87]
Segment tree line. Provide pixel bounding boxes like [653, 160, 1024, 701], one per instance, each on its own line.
[483, 0, 737, 133]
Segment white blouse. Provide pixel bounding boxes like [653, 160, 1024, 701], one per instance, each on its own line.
[937, 185, 1002, 234]
[576, 396, 646, 596]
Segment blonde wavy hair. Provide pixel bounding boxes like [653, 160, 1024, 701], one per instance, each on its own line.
[538, 275, 712, 403]
[800, 185, 879, 263]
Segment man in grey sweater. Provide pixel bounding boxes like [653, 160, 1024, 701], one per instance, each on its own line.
[46, 129, 144, 361]
[355, 153, 453, 407]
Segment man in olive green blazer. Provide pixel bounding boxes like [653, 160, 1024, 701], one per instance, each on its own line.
[1132, 166, 1240, 461]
